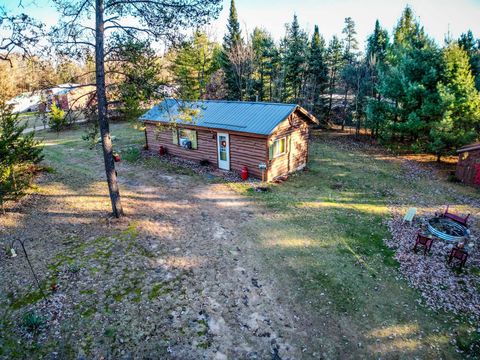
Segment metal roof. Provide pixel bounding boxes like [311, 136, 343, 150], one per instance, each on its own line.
[457, 143, 480, 153]
[139, 99, 310, 135]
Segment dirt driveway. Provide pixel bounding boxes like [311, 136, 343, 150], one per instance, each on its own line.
[0, 154, 304, 359]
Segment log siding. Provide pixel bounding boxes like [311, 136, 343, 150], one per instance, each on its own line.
[456, 149, 480, 187]
[144, 122, 268, 179]
[266, 112, 310, 181]
[145, 123, 219, 166]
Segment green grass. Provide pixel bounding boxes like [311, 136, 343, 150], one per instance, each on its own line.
[17, 112, 44, 130]
[38, 122, 145, 188]
[232, 134, 480, 358]
[22, 123, 479, 358]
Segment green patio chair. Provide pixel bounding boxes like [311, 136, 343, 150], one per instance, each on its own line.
[403, 207, 417, 224]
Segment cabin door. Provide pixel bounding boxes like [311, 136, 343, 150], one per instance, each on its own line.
[217, 133, 230, 170]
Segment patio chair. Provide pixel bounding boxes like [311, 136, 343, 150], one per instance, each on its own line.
[413, 232, 434, 256]
[403, 207, 417, 224]
[448, 246, 468, 268]
[443, 205, 470, 226]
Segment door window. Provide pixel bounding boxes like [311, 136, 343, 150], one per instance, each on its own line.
[219, 135, 227, 161]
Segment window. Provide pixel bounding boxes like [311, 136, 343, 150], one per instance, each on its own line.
[172, 128, 197, 149]
[273, 137, 286, 157]
[269, 136, 290, 160]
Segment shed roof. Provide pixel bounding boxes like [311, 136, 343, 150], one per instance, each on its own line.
[457, 143, 480, 153]
[139, 99, 317, 135]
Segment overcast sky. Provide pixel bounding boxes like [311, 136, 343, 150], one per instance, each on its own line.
[3, 0, 480, 49]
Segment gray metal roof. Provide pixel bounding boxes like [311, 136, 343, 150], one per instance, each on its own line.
[139, 99, 306, 135]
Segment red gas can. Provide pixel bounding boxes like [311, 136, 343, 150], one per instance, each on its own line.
[241, 166, 248, 181]
[159, 146, 166, 156]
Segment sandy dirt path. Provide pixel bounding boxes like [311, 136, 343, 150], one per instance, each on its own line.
[1, 160, 304, 359]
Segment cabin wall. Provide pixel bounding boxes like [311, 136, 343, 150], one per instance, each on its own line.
[144, 122, 268, 179]
[267, 112, 310, 181]
[145, 123, 218, 166]
[230, 135, 268, 179]
[456, 150, 480, 186]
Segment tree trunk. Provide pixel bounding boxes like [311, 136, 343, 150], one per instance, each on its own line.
[327, 70, 335, 123]
[10, 165, 17, 191]
[341, 87, 349, 132]
[95, 0, 123, 218]
[354, 91, 359, 138]
[269, 78, 272, 102]
[392, 100, 398, 141]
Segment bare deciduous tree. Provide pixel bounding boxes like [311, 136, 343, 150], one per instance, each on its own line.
[0, 8, 43, 64]
[227, 40, 254, 101]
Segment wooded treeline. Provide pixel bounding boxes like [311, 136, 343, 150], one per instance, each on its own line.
[171, 2, 480, 159]
[0, 54, 96, 99]
[2, 1, 480, 161]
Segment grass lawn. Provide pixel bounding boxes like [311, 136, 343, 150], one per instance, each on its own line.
[1, 123, 479, 358]
[232, 133, 480, 358]
[17, 111, 86, 131]
[17, 112, 46, 130]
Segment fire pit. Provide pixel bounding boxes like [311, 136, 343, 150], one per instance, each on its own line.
[427, 217, 469, 242]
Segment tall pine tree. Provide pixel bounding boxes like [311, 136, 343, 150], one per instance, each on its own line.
[365, 20, 389, 136]
[283, 15, 308, 103]
[305, 25, 328, 118]
[430, 43, 480, 160]
[251, 28, 279, 101]
[342, 17, 359, 64]
[366, 20, 389, 71]
[222, 0, 243, 100]
[340, 17, 359, 129]
[458, 30, 480, 91]
[326, 35, 344, 122]
[173, 31, 221, 100]
[371, 6, 443, 142]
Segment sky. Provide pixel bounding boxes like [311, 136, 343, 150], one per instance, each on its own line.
[2, 0, 480, 49]
[208, 0, 480, 46]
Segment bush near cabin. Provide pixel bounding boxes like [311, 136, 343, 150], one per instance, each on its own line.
[48, 103, 68, 134]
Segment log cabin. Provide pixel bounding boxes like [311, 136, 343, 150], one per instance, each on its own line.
[140, 99, 318, 181]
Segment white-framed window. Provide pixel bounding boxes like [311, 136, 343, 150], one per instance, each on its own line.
[273, 137, 286, 157]
[172, 128, 198, 149]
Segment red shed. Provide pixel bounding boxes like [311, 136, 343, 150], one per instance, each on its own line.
[456, 143, 480, 186]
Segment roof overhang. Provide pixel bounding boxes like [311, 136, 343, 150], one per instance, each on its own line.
[457, 143, 480, 153]
[295, 105, 319, 125]
[142, 120, 269, 139]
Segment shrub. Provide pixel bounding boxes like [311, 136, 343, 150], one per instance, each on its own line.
[447, 171, 460, 183]
[22, 310, 45, 333]
[0, 101, 43, 213]
[48, 103, 67, 133]
[122, 146, 141, 163]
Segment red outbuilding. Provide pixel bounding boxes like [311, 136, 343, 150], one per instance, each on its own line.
[456, 143, 480, 186]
